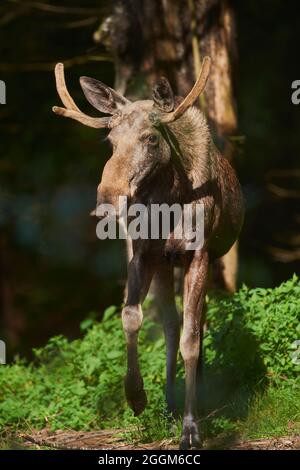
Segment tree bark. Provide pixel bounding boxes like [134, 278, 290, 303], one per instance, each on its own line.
[197, 0, 239, 292]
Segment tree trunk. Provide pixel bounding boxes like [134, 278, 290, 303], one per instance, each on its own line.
[197, 0, 239, 292]
[110, 0, 194, 95]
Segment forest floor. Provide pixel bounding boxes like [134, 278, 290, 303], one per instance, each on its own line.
[7, 429, 300, 450]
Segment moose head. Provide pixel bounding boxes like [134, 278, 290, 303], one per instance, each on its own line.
[53, 58, 211, 207]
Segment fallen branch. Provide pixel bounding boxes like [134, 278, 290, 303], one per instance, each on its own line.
[8, 0, 107, 16]
[0, 54, 111, 72]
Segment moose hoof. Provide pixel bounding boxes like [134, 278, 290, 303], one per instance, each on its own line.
[126, 387, 147, 416]
[179, 419, 202, 450]
[124, 376, 147, 416]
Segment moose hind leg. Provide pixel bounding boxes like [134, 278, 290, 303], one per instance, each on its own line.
[153, 265, 180, 417]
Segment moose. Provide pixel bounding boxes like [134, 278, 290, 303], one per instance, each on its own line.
[53, 57, 244, 449]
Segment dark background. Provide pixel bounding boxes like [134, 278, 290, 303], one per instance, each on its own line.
[0, 0, 299, 356]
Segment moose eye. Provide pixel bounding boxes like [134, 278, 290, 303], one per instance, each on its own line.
[147, 134, 159, 145]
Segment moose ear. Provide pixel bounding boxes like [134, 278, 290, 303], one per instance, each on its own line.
[80, 77, 130, 115]
[152, 77, 175, 113]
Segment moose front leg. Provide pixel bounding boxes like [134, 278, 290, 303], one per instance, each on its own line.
[180, 250, 209, 450]
[122, 254, 154, 416]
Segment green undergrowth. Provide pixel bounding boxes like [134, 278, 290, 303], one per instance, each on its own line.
[0, 275, 299, 445]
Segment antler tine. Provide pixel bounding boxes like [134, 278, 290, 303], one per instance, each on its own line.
[52, 106, 111, 128]
[54, 63, 81, 112]
[52, 63, 111, 129]
[161, 56, 211, 123]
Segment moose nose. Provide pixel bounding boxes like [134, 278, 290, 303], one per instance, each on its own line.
[96, 189, 111, 206]
[93, 199, 111, 219]
[89, 186, 106, 218]
[96, 185, 119, 209]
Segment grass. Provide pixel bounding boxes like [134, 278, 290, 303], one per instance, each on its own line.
[0, 276, 299, 447]
[241, 381, 300, 439]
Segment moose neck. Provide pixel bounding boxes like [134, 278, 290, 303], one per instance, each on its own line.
[134, 107, 212, 206]
[165, 106, 212, 189]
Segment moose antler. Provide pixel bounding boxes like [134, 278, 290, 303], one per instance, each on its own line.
[52, 63, 111, 128]
[160, 56, 211, 123]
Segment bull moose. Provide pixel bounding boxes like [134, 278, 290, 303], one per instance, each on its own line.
[53, 57, 244, 449]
